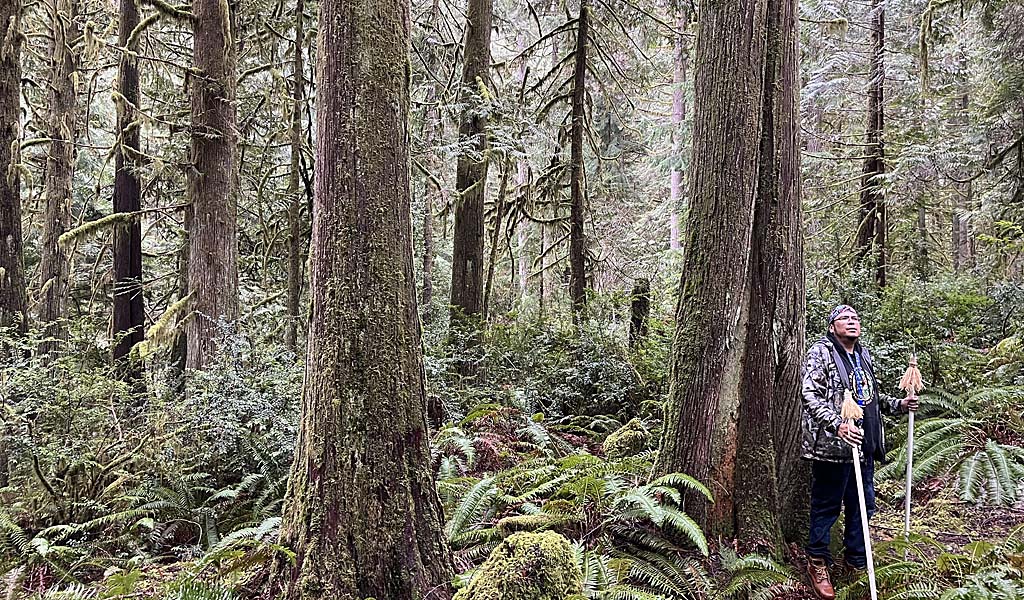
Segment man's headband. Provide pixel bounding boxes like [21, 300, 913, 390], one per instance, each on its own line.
[828, 304, 856, 327]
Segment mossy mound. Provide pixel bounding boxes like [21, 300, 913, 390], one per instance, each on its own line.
[453, 531, 583, 600]
[602, 418, 651, 459]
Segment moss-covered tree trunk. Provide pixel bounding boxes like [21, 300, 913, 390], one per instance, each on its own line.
[284, 0, 305, 353]
[185, 0, 239, 370]
[856, 0, 886, 287]
[112, 0, 145, 370]
[734, 0, 807, 549]
[0, 0, 24, 488]
[269, 0, 454, 598]
[655, 0, 769, 530]
[450, 0, 493, 323]
[38, 0, 80, 355]
[568, 0, 589, 320]
[0, 0, 26, 338]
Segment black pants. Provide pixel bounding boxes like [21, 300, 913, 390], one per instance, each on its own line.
[806, 457, 876, 568]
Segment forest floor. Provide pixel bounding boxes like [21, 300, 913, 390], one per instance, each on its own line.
[776, 477, 1024, 600]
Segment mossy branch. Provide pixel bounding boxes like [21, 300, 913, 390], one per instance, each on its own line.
[58, 211, 143, 248]
[130, 293, 194, 362]
[127, 12, 162, 49]
[139, 0, 193, 21]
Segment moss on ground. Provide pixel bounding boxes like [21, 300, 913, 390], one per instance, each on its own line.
[452, 531, 583, 600]
[602, 418, 651, 459]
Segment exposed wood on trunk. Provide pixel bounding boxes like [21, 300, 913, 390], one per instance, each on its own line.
[953, 93, 975, 272]
[284, 0, 305, 352]
[568, 0, 589, 320]
[185, 0, 239, 370]
[112, 0, 145, 371]
[38, 0, 80, 355]
[0, 0, 26, 337]
[270, 0, 454, 596]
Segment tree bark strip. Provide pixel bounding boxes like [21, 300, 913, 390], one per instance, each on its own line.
[112, 0, 145, 369]
[270, 0, 454, 597]
[185, 0, 239, 370]
[734, 0, 806, 547]
[655, 0, 769, 531]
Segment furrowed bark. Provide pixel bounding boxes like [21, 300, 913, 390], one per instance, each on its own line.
[270, 1, 455, 597]
[185, 0, 239, 370]
[0, 0, 26, 338]
[655, 0, 770, 531]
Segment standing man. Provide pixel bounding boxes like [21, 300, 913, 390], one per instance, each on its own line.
[801, 304, 918, 599]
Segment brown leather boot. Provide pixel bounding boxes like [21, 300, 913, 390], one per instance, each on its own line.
[807, 556, 836, 600]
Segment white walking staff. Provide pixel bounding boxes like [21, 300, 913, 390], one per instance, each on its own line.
[841, 389, 877, 600]
[899, 355, 924, 550]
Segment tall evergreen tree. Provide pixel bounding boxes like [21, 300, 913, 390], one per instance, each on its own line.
[284, 0, 305, 352]
[856, 0, 887, 287]
[450, 0, 494, 326]
[270, 0, 454, 597]
[38, 0, 80, 354]
[185, 0, 239, 370]
[0, 0, 26, 337]
[568, 0, 589, 319]
[655, 0, 770, 532]
[112, 0, 145, 368]
[735, 0, 807, 546]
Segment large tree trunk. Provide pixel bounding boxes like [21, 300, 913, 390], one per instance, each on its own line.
[112, 0, 145, 370]
[1, 0, 26, 337]
[857, 0, 886, 287]
[669, 2, 690, 251]
[185, 0, 239, 370]
[449, 0, 493, 323]
[655, 0, 769, 532]
[568, 0, 589, 320]
[734, 0, 807, 548]
[0, 0, 24, 489]
[38, 0, 80, 354]
[284, 0, 305, 352]
[269, 0, 454, 598]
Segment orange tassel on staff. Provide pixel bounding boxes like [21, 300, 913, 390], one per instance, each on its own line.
[899, 355, 924, 395]
[840, 388, 863, 422]
[899, 354, 925, 559]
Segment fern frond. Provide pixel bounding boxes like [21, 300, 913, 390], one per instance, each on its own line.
[445, 477, 497, 539]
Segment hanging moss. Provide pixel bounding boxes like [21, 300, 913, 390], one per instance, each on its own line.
[602, 418, 651, 459]
[453, 531, 583, 600]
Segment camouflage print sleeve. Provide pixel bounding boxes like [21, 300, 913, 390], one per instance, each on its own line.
[880, 390, 906, 416]
[802, 344, 843, 434]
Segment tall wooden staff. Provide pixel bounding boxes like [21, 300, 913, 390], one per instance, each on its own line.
[899, 355, 924, 549]
[841, 390, 877, 600]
